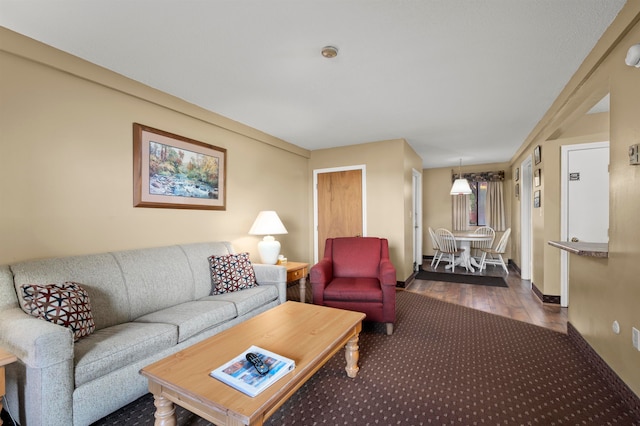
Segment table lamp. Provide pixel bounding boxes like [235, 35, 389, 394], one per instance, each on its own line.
[248, 211, 288, 264]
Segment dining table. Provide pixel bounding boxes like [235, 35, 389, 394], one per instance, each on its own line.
[446, 232, 494, 273]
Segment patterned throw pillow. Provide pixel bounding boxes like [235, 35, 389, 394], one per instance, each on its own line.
[208, 252, 258, 295]
[21, 282, 96, 341]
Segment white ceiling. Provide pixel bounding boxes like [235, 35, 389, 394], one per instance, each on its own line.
[0, 0, 625, 168]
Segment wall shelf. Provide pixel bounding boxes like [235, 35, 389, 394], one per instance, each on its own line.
[548, 241, 608, 258]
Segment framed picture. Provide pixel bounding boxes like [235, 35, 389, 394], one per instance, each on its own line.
[534, 190, 541, 208]
[534, 168, 541, 187]
[515, 183, 520, 199]
[515, 167, 520, 182]
[534, 145, 542, 165]
[133, 123, 226, 210]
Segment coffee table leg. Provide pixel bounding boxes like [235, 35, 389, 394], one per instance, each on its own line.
[345, 334, 360, 378]
[153, 394, 177, 426]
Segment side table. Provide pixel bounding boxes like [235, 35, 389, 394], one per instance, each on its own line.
[0, 348, 17, 426]
[283, 261, 309, 303]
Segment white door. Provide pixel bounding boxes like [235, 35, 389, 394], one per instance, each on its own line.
[567, 147, 609, 242]
[560, 142, 609, 306]
[520, 156, 533, 281]
[412, 169, 422, 272]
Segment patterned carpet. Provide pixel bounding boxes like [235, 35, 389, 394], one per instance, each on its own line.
[81, 291, 639, 424]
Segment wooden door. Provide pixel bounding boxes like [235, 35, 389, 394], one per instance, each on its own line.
[316, 169, 363, 260]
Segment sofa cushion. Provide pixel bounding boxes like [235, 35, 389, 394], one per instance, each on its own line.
[20, 282, 96, 341]
[199, 285, 279, 316]
[134, 301, 237, 343]
[209, 253, 258, 295]
[74, 322, 177, 386]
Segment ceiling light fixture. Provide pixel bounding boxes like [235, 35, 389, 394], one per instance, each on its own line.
[321, 46, 338, 58]
[450, 159, 472, 195]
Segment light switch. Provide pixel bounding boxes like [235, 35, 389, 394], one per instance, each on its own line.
[629, 144, 640, 165]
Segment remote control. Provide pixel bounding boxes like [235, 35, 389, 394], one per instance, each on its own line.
[246, 352, 269, 375]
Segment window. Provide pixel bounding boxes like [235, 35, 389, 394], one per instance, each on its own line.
[469, 181, 488, 226]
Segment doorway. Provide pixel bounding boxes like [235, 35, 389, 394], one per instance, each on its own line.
[313, 165, 366, 263]
[560, 141, 609, 307]
[520, 156, 533, 281]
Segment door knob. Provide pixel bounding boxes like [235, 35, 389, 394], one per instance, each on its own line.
[571, 237, 579, 242]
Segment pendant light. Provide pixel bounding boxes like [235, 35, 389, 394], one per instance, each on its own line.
[450, 159, 472, 195]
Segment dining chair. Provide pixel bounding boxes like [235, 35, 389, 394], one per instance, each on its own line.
[471, 226, 495, 260]
[428, 227, 442, 267]
[479, 228, 511, 274]
[433, 228, 464, 272]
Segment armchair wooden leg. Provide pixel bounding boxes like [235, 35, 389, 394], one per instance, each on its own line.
[386, 323, 394, 335]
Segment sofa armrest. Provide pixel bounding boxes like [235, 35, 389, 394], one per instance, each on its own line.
[253, 264, 287, 304]
[0, 307, 74, 368]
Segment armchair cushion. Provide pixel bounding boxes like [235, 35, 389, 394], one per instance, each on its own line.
[332, 239, 382, 278]
[324, 278, 382, 302]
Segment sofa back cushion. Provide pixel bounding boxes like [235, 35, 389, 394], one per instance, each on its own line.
[11, 253, 129, 330]
[179, 242, 235, 299]
[330, 237, 383, 278]
[0, 265, 18, 310]
[111, 245, 194, 320]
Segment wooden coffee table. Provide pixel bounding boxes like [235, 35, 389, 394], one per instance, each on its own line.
[140, 301, 365, 426]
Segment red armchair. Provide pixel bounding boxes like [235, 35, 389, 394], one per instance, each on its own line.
[311, 237, 397, 335]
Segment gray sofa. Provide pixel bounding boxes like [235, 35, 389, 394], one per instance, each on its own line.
[0, 241, 287, 426]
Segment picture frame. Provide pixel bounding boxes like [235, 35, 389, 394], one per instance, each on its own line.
[133, 123, 226, 210]
[534, 145, 542, 165]
[515, 183, 520, 199]
[534, 168, 541, 187]
[534, 190, 541, 208]
[515, 167, 520, 182]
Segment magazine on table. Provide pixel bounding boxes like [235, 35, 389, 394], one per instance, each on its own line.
[210, 345, 296, 397]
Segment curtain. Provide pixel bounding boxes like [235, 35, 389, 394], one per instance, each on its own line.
[486, 181, 506, 231]
[452, 195, 470, 231]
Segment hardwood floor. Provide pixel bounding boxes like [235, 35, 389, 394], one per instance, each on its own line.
[405, 260, 568, 333]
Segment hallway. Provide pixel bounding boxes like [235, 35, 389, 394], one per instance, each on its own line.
[405, 261, 568, 333]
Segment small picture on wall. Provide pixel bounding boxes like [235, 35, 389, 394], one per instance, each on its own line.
[534, 190, 541, 208]
[515, 183, 520, 199]
[534, 145, 542, 165]
[534, 168, 541, 187]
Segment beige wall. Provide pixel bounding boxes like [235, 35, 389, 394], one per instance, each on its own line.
[508, 3, 640, 395]
[0, 27, 422, 281]
[0, 28, 311, 264]
[309, 139, 422, 282]
[422, 162, 512, 260]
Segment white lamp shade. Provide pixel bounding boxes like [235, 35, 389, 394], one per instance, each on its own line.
[249, 211, 288, 264]
[450, 178, 472, 195]
[248, 211, 288, 235]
